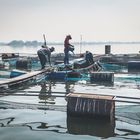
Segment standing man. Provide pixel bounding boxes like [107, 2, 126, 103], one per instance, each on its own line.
[64, 35, 74, 65]
[37, 45, 55, 69]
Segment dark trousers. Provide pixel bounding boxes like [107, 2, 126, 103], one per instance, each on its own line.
[64, 48, 69, 65]
[37, 50, 47, 69]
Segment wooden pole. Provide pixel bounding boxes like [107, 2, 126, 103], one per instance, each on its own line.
[43, 34, 47, 46]
[80, 35, 82, 55]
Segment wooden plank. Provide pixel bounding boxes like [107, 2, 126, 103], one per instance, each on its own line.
[67, 93, 114, 100]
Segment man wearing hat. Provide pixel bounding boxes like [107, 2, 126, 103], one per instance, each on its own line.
[37, 45, 55, 69]
[64, 35, 74, 65]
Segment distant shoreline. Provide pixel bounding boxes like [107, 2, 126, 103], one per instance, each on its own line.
[0, 40, 140, 47]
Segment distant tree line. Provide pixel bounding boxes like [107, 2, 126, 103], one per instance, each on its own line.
[0, 40, 140, 46]
[7, 40, 42, 46]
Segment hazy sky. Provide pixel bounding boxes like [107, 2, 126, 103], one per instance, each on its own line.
[0, 0, 140, 42]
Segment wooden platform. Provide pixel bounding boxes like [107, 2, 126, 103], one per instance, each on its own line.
[0, 69, 48, 88]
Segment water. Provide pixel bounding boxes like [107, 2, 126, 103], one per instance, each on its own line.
[0, 43, 140, 54]
[0, 44, 140, 140]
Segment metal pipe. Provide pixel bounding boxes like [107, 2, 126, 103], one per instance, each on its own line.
[1, 93, 140, 104]
[1, 90, 140, 100]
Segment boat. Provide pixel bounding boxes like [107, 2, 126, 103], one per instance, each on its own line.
[46, 57, 102, 81]
[0, 53, 82, 70]
[0, 52, 102, 84]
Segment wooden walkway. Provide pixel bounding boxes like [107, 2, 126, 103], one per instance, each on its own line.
[0, 69, 48, 88]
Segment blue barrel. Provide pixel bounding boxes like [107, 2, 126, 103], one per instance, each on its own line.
[67, 71, 81, 78]
[46, 71, 67, 80]
[128, 61, 140, 72]
[90, 72, 114, 84]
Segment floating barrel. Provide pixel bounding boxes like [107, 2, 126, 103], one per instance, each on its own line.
[67, 93, 115, 120]
[90, 72, 114, 84]
[105, 45, 111, 55]
[128, 61, 140, 72]
[67, 71, 81, 78]
[46, 71, 67, 81]
[16, 58, 31, 70]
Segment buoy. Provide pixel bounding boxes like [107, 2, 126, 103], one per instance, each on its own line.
[67, 71, 81, 78]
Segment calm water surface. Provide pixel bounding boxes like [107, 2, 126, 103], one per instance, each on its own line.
[0, 43, 140, 54]
[0, 44, 140, 140]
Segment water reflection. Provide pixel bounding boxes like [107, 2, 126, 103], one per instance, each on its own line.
[67, 116, 115, 138]
[65, 81, 75, 94]
[0, 117, 66, 133]
[1, 108, 140, 139]
[0, 117, 15, 127]
[0, 115, 115, 138]
[38, 81, 75, 105]
[39, 81, 56, 104]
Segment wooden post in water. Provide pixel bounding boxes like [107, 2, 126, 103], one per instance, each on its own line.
[67, 93, 115, 121]
[105, 45, 111, 55]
